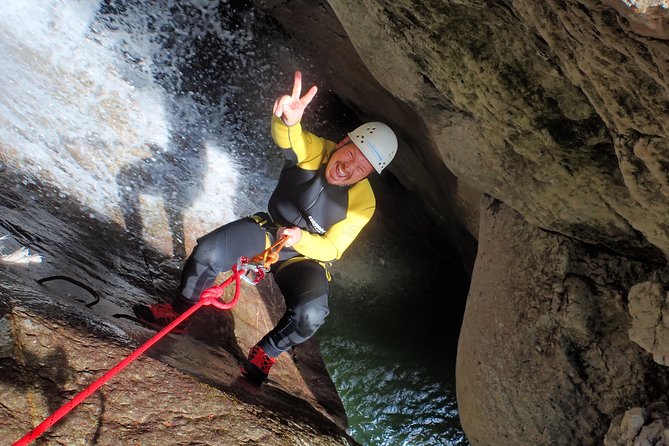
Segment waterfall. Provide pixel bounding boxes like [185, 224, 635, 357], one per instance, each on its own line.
[0, 0, 273, 255]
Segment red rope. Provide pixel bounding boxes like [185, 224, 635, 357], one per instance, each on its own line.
[13, 265, 245, 446]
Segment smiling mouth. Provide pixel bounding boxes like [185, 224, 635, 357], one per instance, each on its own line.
[335, 163, 347, 179]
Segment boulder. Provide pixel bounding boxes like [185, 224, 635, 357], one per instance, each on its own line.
[456, 197, 669, 445]
[604, 402, 669, 446]
[628, 281, 669, 365]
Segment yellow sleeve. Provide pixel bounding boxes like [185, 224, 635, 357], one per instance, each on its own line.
[271, 115, 330, 169]
[292, 181, 376, 262]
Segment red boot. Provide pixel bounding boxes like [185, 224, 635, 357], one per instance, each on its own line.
[132, 303, 190, 333]
[241, 345, 276, 384]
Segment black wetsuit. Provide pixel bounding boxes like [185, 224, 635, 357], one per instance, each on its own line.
[177, 116, 376, 357]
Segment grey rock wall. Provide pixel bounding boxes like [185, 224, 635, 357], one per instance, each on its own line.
[260, 0, 669, 259]
[325, 0, 669, 258]
[456, 197, 669, 445]
[256, 1, 669, 444]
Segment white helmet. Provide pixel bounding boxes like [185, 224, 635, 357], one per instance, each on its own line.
[348, 122, 398, 173]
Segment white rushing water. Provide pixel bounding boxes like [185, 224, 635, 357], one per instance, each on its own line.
[0, 0, 263, 254]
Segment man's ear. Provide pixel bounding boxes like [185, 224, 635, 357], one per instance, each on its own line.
[336, 136, 351, 149]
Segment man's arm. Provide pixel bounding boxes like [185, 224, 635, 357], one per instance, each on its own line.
[271, 115, 331, 168]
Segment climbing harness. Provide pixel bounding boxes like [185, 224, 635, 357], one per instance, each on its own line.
[12, 237, 287, 446]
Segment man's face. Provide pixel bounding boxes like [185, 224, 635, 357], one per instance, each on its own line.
[325, 142, 374, 186]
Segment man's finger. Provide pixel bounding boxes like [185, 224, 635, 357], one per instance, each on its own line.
[300, 85, 318, 106]
[291, 71, 302, 99]
[274, 95, 291, 117]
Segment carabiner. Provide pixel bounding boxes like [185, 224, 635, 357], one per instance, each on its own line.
[236, 256, 267, 285]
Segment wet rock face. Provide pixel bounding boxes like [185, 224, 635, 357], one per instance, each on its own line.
[456, 198, 669, 445]
[0, 297, 351, 445]
[0, 172, 351, 445]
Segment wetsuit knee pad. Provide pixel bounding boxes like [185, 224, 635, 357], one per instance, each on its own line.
[254, 259, 332, 356]
[274, 260, 330, 338]
[293, 301, 330, 337]
[179, 217, 268, 302]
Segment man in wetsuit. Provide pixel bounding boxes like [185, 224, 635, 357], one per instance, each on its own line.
[138, 71, 398, 384]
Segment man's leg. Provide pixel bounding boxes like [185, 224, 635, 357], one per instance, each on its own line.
[135, 217, 267, 326]
[242, 259, 329, 383]
[177, 217, 268, 306]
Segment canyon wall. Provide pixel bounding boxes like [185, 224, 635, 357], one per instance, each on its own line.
[257, 0, 669, 443]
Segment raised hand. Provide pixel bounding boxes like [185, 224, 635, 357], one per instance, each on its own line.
[273, 71, 318, 126]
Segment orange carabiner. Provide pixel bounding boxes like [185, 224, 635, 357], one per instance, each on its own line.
[250, 235, 288, 270]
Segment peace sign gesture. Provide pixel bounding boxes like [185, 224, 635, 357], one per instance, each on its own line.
[273, 71, 318, 126]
